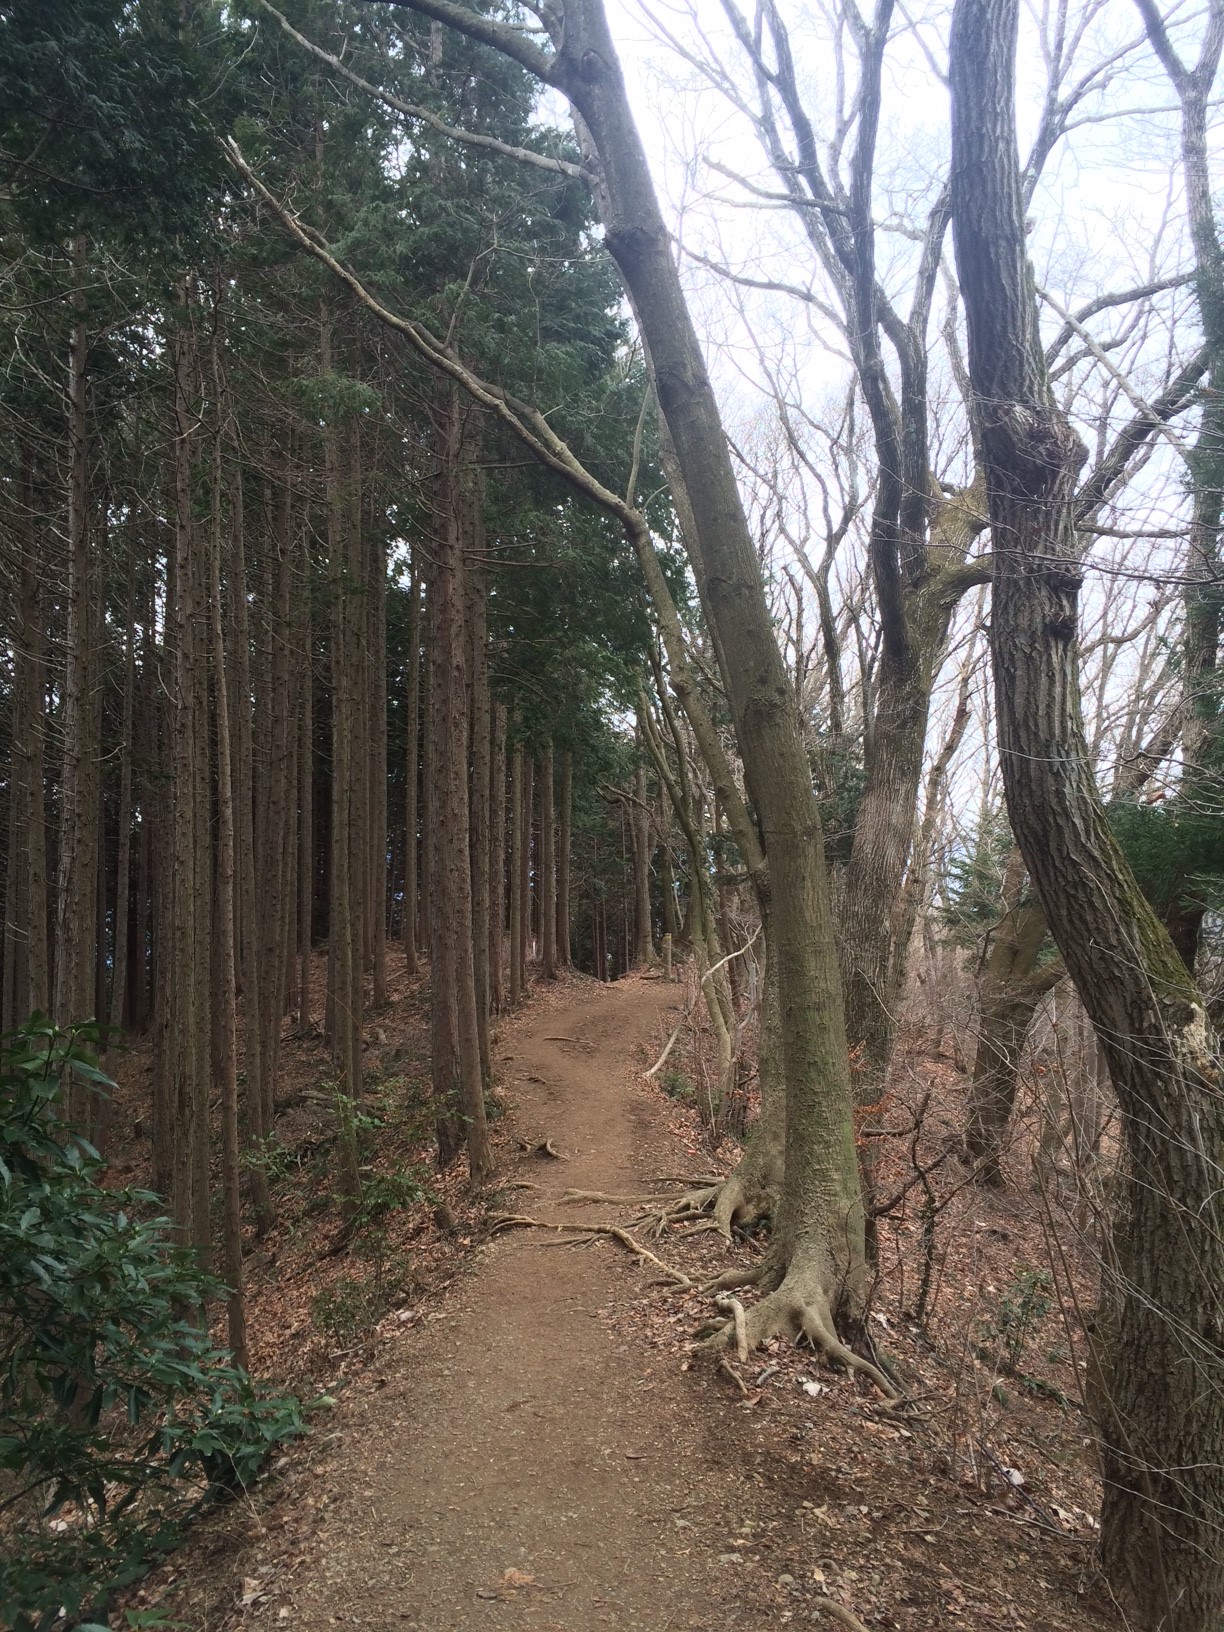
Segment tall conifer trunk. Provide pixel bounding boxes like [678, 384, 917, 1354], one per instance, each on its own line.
[489, 702, 507, 1010]
[540, 742, 557, 980]
[557, 748, 572, 968]
[404, 567, 421, 974]
[427, 394, 493, 1182]
[509, 739, 524, 1008]
[469, 555, 493, 1079]
[55, 245, 101, 1116]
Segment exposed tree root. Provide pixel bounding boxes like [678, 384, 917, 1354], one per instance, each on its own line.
[559, 1188, 681, 1207]
[701, 1263, 902, 1401]
[488, 1214, 692, 1288]
[632, 1165, 775, 1243]
[812, 1598, 872, 1632]
[715, 1294, 749, 1362]
[701, 1264, 767, 1295]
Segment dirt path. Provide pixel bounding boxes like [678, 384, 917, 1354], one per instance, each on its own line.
[279, 976, 782, 1632]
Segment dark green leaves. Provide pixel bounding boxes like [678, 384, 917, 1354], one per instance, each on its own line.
[0, 1021, 303, 1632]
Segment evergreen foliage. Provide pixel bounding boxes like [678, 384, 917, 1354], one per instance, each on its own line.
[0, 1022, 304, 1632]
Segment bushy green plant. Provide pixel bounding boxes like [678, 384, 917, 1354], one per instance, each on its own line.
[0, 1020, 304, 1632]
[977, 1266, 1054, 1375]
[660, 1069, 695, 1103]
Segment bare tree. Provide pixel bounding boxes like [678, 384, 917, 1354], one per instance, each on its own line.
[950, 0, 1224, 1618]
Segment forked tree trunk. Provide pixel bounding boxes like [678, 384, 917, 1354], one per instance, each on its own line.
[950, 2, 1224, 1620]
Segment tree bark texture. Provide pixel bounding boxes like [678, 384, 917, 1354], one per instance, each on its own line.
[951, 1, 1224, 1620]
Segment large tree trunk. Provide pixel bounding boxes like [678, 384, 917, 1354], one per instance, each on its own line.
[228, 464, 273, 1229]
[540, 742, 557, 979]
[556, 748, 572, 969]
[5, 446, 47, 1026]
[322, 311, 362, 1214]
[489, 703, 507, 1010]
[348, 0, 870, 1361]
[404, 567, 421, 975]
[209, 348, 248, 1366]
[509, 739, 524, 1008]
[630, 761, 654, 968]
[963, 848, 1063, 1185]
[468, 555, 493, 1075]
[54, 249, 101, 1107]
[369, 523, 389, 1009]
[950, 3, 1224, 1621]
[427, 396, 493, 1184]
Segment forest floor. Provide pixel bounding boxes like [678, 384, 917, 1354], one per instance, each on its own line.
[115, 970, 1121, 1632]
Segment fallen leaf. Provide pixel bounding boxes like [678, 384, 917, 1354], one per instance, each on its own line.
[500, 1568, 538, 1589]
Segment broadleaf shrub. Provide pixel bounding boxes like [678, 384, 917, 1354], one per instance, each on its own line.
[0, 1020, 303, 1631]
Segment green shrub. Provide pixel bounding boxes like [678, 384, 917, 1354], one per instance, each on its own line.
[976, 1266, 1055, 1375]
[0, 1020, 304, 1632]
[660, 1069, 695, 1103]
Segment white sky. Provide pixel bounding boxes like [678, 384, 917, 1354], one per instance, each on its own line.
[581, 0, 1211, 814]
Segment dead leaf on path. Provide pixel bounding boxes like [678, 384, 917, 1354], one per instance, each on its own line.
[500, 1568, 539, 1590]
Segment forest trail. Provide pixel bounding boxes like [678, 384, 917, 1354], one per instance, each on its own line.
[280, 975, 781, 1632]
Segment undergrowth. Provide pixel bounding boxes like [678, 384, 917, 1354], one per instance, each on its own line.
[0, 1020, 306, 1632]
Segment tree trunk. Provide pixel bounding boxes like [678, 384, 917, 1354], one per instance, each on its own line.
[322, 312, 362, 1214]
[963, 848, 1063, 1185]
[370, 522, 389, 1008]
[950, 3, 1224, 1619]
[519, 752, 533, 989]
[347, 0, 869, 1356]
[489, 702, 507, 1011]
[298, 543, 314, 1033]
[509, 739, 524, 1008]
[208, 360, 248, 1366]
[427, 395, 493, 1183]
[468, 556, 493, 1077]
[556, 747, 572, 968]
[631, 761, 654, 968]
[540, 742, 557, 980]
[228, 463, 273, 1229]
[404, 567, 421, 974]
[54, 247, 101, 1107]
[107, 562, 137, 1037]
